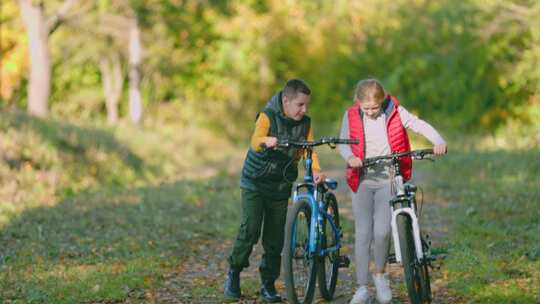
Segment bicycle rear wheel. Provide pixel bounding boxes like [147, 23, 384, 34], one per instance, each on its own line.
[397, 214, 431, 304]
[283, 199, 317, 304]
[317, 193, 340, 300]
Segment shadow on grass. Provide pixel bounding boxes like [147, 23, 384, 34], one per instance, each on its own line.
[0, 111, 144, 172]
[0, 173, 241, 303]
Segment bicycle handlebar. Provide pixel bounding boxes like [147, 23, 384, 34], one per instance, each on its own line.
[363, 149, 434, 168]
[277, 137, 359, 148]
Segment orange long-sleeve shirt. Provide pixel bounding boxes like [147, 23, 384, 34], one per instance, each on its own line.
[250, 112, 321, 172]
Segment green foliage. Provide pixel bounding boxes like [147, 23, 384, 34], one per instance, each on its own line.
[176, 0, 538, 135]
[301, 0, 538, 131]
[6, 0, 538, 136]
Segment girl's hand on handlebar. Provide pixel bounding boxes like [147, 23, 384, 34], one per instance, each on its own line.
[347, 156, 363, 168]
[314, 172, 326, 184]
[433, 144, 447, 155]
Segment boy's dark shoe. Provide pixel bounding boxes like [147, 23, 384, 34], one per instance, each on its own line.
[224, 269, 241, 299]
[260, 280, 282, 303]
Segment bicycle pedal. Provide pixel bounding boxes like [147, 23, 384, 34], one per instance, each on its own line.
[426, 254, 446, 270]
[428, 262, 441, 271]
[432, 254, 447, 261]
[387, 253, 397, 264]
[337, 255, 350, 268]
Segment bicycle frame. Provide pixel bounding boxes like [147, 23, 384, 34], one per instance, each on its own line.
[291, 148, 342, 256]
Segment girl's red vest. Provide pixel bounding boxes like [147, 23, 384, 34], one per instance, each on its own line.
[346, 96, 412, 192]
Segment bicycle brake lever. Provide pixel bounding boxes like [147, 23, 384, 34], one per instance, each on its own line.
[278, 139, 289, 148]
[363, 160, 375, 167]
[413, 153, 435, 161]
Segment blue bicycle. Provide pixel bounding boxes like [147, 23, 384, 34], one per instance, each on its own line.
[280, 137, 358, 304]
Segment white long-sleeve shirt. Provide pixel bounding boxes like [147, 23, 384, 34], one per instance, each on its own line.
[339, 106, 445, 184]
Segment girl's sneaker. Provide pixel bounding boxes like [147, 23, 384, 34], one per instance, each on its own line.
[373, 273, 392, 303]
[350, 285, 369, 304]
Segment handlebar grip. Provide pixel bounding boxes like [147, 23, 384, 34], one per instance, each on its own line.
[416, 148, 434, 154]
[336, 139, 360, 145]
[412, 149, 434, 157]
[362, 160, 372, 167]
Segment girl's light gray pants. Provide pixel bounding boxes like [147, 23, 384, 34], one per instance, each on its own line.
[351, 181, 393, 286]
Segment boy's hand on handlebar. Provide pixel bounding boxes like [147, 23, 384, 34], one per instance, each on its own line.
[314, 172, 326, 184]
[433, 144, 447, 155]
[262, 137, 278, 149]
[347, 156, 363, 168]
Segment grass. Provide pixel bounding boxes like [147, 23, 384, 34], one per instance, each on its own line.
[0, 176, 242, 303]
[0, 111, 242, 303]
[415, 148, 540, 303]
[0, 110, 238, 221]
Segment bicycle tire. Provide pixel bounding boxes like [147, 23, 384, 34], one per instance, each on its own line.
[317, 193, 340, 300]
[397, 214, 431, 304]
[283, 199, 317, 304]
[420, 237, 432, 302]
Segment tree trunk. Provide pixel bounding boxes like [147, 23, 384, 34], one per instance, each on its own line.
[99, 53, 123, 125]
[128, 16, 142, 125]
[18, 0, 78, 117]
[18, 0, 51, 117]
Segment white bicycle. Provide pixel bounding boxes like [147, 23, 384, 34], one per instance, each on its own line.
[362, 149, 439, 304]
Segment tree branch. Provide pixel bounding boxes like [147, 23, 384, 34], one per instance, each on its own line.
[479, 3, 533, 40]
[46, 0, 79, 35]
[501, 2, 532, 19]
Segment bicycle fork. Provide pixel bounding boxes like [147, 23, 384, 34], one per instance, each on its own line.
[293, 191, 350, 268]
[390, 206, 424, 264]
[388, 205, 441, 271]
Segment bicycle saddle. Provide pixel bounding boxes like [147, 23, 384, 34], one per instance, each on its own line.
[324, 178, 338, 190]
[404, 183, 417, 193]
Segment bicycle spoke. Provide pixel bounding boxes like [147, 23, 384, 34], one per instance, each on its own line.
[317, 195, 341, 301]
[288, 205, 314, 302]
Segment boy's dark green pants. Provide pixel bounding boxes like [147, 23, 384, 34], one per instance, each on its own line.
[228, 188, 288, 282]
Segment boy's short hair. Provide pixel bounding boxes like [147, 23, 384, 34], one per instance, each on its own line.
[283, 79, 311, 99]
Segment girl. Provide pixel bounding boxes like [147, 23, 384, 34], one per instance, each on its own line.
[339, 79, 447, 304]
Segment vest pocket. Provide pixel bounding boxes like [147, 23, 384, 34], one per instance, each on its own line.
[258, 160, 295, 182]
[242, 150, 299, 182]
[258, 162, 280, 181]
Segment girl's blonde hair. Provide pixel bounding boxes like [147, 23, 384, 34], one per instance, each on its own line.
[354, 78, 386, 104]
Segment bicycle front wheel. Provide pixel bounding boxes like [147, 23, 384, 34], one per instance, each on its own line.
[397, 214, 431, 304]
[317, 193, 340, 300]
[283, 199, 317, 304]
[420, 237, 432, 302]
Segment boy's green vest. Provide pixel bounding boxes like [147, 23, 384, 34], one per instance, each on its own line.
[240, 91, 310, 200]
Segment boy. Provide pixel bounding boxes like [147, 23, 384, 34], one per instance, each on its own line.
[224, 79, 325, 302]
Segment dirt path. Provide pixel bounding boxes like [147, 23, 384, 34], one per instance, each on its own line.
[156, 169, 460, 303]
